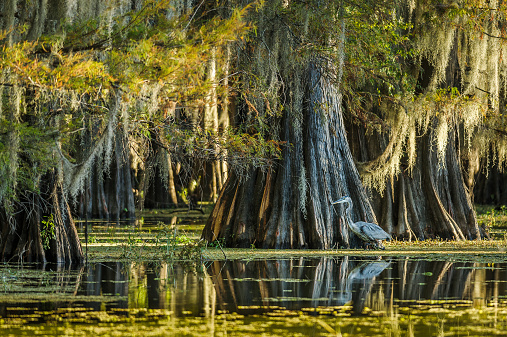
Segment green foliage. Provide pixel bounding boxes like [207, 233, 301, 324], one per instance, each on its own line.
[0, 0, 271, 213]
[476, 205, 507, 237]
[162, 125, 282, 172]
[206, 237, 226, 249]
[154, 221, 200, 259]
[86, 234, 98, 244]
[119, 227, 147, 260]
[41, 214, 56, 250]
[251, 0, 416, 118]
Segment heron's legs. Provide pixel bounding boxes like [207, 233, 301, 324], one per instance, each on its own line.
[364, 241, 386, 250]
[362, 241, 386, 250]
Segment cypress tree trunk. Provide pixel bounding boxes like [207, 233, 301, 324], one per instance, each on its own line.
[344, 27, 484, 240]
[348, 118, 483, 240]
[420, 124, 480, 239]
[143, 146, 182, 209]
[76, 132, 136, 220]
[0, 171, 83, 264]
[202, 63, 376, 249]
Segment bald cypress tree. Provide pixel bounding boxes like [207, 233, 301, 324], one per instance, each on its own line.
[203, 0, 507, 248]
[0, 0, 251, 263]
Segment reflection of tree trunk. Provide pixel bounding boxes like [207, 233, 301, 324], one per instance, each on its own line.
[208, 258, 487, 313]
[206, 257, 385, 314]
[59, 259, 507, 316]
[203, 267, 216, 334]
[471, 267, 487, 308]
[312, 258, 341, 307]
[429, 262, 452, 299]
[147, 264, 160, 309]
[72, 265, 86, 296]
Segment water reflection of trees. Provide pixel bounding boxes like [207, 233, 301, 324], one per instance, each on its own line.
[207, 257, 390, 314]
[4, 257, 502, 318]
[0, 263, 86, 317]
[206, 257, 507, 314]
[381, 258, 506, 309]
[79, 257, 507, 315]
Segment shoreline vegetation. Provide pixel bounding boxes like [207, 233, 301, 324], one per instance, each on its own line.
[69, 204, 507, 264]
[82, 241, 507, 262]
[1, 206, 507, 336]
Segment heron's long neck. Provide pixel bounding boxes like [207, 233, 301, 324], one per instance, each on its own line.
[344, 203, 354, 229]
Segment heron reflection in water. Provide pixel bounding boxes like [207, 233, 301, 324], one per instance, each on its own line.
[347, 259, 391, 280]
[332, 196, 391, 249]
[335, 259, 391, 308]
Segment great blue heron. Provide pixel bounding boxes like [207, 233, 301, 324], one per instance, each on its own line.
[331, 196, 391, 249]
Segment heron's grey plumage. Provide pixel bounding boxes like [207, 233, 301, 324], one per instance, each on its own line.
[331, 196, 391, 249]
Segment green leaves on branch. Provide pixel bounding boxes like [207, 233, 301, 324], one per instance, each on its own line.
[0, 0, 275, 207]
[41, 214, 56, 251]
[158, 125, 282, 171]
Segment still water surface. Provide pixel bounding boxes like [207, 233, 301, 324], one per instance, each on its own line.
[1, 256, 507, 336]
[1, 214, 507, 335]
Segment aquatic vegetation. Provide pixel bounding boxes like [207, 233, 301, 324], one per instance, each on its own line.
[2, 211, 507, 336]
[1, 261, 507, 337]
[2, 305, 506, 337]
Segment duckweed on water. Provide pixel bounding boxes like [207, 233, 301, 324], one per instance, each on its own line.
[2, 210, 507, 336]
[1, 306, 507, 336]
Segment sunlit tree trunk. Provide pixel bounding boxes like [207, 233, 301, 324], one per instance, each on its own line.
[218, 45, 232, 186]
[203, 63, 376, 249]
[166, 153, 179, 206]
[204, 47, 220, 202]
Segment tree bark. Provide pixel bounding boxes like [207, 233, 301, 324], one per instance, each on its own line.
[76, 132, 135, 220]
[0, 171, 83, 264]
[343, 27, 484, 240]
[348, 119, 483, 240]
[144, 147, 182, 209]
[203, 62, 377, 249]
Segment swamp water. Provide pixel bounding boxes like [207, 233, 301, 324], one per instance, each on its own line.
[1, 214, 507, 336]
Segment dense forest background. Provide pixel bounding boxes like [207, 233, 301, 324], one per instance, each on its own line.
[1, 0, 507, 262]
